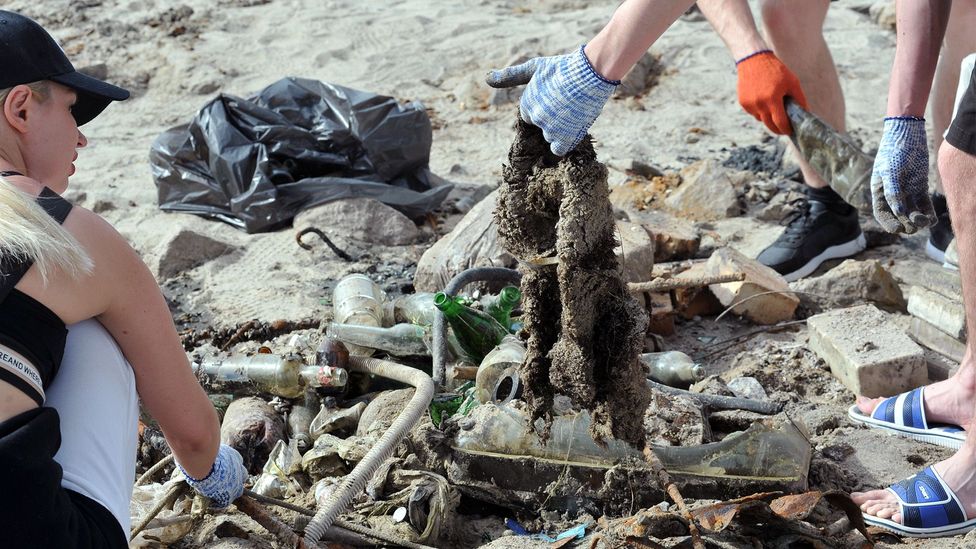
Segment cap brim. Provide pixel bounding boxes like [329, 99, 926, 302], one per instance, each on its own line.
[50, 71, 130, 126]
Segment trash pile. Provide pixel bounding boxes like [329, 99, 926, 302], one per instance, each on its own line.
[126, 115, 897, 549]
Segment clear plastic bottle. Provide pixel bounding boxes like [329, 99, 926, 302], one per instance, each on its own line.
[332, 274, 386, 355]
[194, 354, 348, 399]
[382, 292, 438, 327]
[640, 351, 705, 388]
[476, 335, 525, 404]
[326, 322, 430, 356]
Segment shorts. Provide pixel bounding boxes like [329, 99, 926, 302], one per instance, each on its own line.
[945, 63, 976, 155]
[0, 406, 127, 549]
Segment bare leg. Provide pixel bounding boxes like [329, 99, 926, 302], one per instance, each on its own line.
[931, 0, 976, 194]
[853, 142, 976, 525]
[760, 0, 844, 189]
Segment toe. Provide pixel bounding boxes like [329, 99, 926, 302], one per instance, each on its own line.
[856, 395, 883, 416]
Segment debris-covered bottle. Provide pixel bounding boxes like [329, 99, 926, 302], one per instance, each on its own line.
[194, 354, 349, 399]
[326, 322, 430, 356]
[481, 286, 521, 333]
[434, 292, 509, 364]
[476, 335, 525, 404]
[332, 274, 386, 355]
[287, 392, 319, 452]
[640, 351, 705, 388]
[382, 292, 438, 326]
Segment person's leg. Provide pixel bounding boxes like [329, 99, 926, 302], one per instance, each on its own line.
[45, 319, 140, 536]
[853, 141, 976, 528]
[760, 0, 844, 189]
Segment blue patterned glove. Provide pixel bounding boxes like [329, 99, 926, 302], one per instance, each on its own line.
[177, 444, 247, 508]
[486, 45, 619, 156]
[871, 117, 936, 234]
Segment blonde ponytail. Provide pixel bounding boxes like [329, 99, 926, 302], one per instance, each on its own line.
[0, 177, 93, 285]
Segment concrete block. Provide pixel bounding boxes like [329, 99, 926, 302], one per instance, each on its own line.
[807, 305, 927, 398]
[703, 247, 798, 325]
[908, 316, 966, 364]
[907, 286, 966, 341]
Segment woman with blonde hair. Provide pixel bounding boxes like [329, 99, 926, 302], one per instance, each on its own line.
[0, 11, 245, 547]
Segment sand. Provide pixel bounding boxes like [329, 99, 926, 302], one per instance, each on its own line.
[5, 0, 967, 546]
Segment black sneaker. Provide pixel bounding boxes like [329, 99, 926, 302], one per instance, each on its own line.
[926, 192, 954, 263]
[757, 186, 866, 281]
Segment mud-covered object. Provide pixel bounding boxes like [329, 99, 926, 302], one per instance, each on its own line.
[151, 77, 452, 233]
[494, 112, 650, 447]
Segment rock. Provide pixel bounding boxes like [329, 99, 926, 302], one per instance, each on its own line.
[907, 285, 966, 340]
[414, 189, 513, 292]
[151, 227, 238, 280]
[790, 259, 906, 312]
[756, 190, 802, 222]
[726, 377, 768, 401]
[690, 374, 735, 397]
[616, 51, 663, 97]
[703, 247, 799, 325]
[645, 292, 675, 336]
[807, 305, 927, 398]
[861, 218, 902, 248]
[870, 0, 896, 31]
[294, 198, 419, 246]
[628, 209, 701, 262]
[615, 221, 656, 283]
[666, 160, 743, 221]
[627, 159, 665, 179]
[357, 388, 415, 436]
[673, 262, 723, 319]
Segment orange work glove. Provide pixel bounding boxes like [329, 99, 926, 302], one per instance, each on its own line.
[735, 50, 809, 135]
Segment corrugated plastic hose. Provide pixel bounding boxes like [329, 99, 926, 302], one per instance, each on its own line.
[302, 356, 435, 544]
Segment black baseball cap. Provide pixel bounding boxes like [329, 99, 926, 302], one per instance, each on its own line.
[0, 10, 129, 126]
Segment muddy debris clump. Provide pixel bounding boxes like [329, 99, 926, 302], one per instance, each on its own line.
[494, 113, 651, 447]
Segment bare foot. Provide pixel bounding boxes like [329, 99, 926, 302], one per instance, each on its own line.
[856, 362, 976, 429]
[852, 447, 976, 526]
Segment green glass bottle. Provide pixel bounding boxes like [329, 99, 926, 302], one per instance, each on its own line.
[434, 292, 509, 364]
[482, 286, 521, 333]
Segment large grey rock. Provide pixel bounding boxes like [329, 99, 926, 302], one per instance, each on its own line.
[790, 259, 905, 312]
[666, 160, 743, 221]
[151, 227, 238, 280]
[807, 305, 927, 398]
[294, 198, 419, 246]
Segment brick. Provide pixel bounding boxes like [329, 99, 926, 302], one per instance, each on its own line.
[908, 316, 966, 364]
[907, 286, 966, 341]
[673, 262, 723, 319]
[644, 292, 675, 336]
[807, 305, 927, 398]
[703, 247, 798, 325]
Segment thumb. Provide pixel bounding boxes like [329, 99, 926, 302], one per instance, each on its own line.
[486, 58, 539, 88]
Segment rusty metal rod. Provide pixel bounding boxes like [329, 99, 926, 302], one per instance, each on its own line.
[237, 495, 316, 549]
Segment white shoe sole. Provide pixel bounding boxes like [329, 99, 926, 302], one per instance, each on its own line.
[782, 233, 867, 282]
[926, 239, 947, 264]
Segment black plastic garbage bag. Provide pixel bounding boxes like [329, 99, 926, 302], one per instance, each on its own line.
[150, 77, 452, 233]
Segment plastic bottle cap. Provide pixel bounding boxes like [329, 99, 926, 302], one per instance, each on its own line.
[392, 506, 408, 523]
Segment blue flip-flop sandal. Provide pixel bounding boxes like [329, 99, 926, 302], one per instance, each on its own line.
[848, 387, 966, 449]
[864, 466, 976, 537]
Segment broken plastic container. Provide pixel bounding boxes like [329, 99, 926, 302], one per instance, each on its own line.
[650, 419, 811, 484]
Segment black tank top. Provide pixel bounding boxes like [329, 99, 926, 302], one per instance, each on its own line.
[0, 183, 72, 406]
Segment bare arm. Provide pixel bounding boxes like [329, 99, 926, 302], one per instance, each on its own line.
[697, 0, 768, 60]
[59, 210, 221, 479]
[584, 0, 697, 80]
[888, 0, 951, 116]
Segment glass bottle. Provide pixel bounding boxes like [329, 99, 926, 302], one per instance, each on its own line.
[382, 292, 438, 327]
[332, 274, 386, 355]
[640, 351, 705, 388]
[476, 335, 525, 404]
[326, 322, 430, 356]
[194, 354, 348, 399]
[481, 286, 521, 333]
[434, 292, 509, 364]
